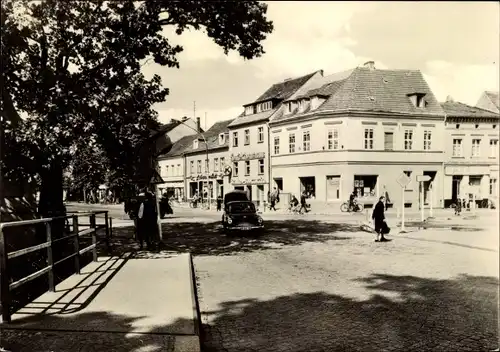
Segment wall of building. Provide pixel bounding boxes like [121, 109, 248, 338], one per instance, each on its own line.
[442, 119, 499, 206]
[272, 162, 443, 209]
[184, 148, 230, 200]
[228, 122, 271, 203]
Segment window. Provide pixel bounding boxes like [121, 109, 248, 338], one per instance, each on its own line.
[197, 160, 201, 173]
[490, 178, 497, 195]
[364, 128, 374, 150]
[456, 124, 460, 129]
[233, 161, 239, 176]
[232, 132, 238, 147]
[303, 130, 311, 151]
[383, 132, 393, 151]
[220, 157, 225, 172]
[244, 129, 250, 145]
[423, 130, 432, 150]
[404, 130, 413, 150]
[258, 159, 264, 175]
[354, 175, 378, 197]
[257, 101, 272, 112]
[452, 139, 462, 157]
[475, 124, 479, 129]
[165, 165, 169, 176]
[219, 133, 225, 145]
[245, 105, 254, 115]
[214, 158, 218, 172]
[190, 161, 194, 175]
[289, 133, 296, 153]
[274, 136, 280, 154]
[490, 139, 498, 158]
[245, 160, 250, 176]
[193, 140, 199, 149]
[471, 139, 481, 157]
[285, 102, 292, 114]
[258, 127, 264, 143]
[328, 128, 339, 150]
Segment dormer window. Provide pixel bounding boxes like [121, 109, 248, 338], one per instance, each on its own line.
[193, 139, 199, 149]
[245, 105, 254, 116]
[310, 96, 326, 110]
[256, 101, 273, 113]
[285, 102, 292, 114]
[219, 133, 225, 145]
[408, 93, 427, 108]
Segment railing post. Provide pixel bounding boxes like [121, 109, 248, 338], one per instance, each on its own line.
[72, 215, 80, 274]
[0, 227, 11, 323]
[90, 214, 97, 262]
[104, 211, 111, 254]
[45, 222, 54, 292]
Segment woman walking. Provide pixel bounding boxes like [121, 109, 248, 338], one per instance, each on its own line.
[372, 196, 390, 242]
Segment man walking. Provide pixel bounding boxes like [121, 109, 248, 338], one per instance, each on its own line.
[372, 196, 390, 242]
[299, 191, 309, 214]
[137, 191, 157, 250]
[269, 188, 277, 211]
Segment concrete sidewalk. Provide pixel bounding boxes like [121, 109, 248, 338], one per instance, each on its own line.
[1, 253, 201, 352]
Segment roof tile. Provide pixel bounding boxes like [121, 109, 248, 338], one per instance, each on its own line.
[441, 101, 500, 118]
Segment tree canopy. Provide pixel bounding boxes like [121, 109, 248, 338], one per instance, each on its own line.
[1, 0, 273, 215]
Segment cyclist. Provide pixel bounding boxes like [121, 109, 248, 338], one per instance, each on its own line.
[349, 191, 358, 212]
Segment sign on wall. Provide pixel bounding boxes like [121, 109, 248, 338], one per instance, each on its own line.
[231, 177, 266, 185]
[231, 152, 266, 162]
[445, 165, 489, 176]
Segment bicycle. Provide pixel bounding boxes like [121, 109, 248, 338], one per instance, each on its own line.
[340, 201, 364, 213]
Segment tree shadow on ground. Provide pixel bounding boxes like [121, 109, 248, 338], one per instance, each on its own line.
[0, 311, 198, 352]
[101, 220, 359, 257]
[201, 273, 499, 352]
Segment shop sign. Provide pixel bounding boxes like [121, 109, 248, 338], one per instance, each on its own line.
[231, 177, 266, 185]
[188, 172, 225, 181]
[445, 165, 489, 175]
[231, 152, 266, 162]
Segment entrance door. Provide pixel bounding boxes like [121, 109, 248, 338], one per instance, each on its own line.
[274, 178, 283, 191]
[423, 171, 437, 205]
[326, 176, 341, 201]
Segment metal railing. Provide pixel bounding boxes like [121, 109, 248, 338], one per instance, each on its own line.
[0, 211, 111, 323]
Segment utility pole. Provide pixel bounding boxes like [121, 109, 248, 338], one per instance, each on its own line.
[205, 112, 207, 131]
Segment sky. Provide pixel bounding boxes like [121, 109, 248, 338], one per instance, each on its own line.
[141, 1, 500, 130]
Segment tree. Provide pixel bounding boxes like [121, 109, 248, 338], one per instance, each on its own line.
[1, 0, 273, 217]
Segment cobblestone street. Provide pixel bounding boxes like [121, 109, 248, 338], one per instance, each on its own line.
[194, 217, 499, 352]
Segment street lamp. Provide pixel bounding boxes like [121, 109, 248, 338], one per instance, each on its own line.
[171, 119, 210, 210]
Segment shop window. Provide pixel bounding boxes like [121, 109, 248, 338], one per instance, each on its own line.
[354, 175, 378, 198]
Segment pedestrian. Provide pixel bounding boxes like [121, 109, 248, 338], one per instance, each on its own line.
[216, 195, 222, 211]
[136, 191, 157, 250]
[299, 191, 309, 214]
[384, 187, 391, 211]
[372, 196, 390, 242]
[455, 198, 462, 216]
[269, 189, 277, 211]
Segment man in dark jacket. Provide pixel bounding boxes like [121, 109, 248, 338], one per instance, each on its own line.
[372, 196, 389, 242]
[137, 191, 157, 250]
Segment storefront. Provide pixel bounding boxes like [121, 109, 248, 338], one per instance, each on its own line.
[187, 172, 228, 200]
[230, 176, 267, 205]
[443, 164, 491, 207]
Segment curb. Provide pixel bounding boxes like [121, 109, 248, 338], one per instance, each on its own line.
[187, 253, 202, 352]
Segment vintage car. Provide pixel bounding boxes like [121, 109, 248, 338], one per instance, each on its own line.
[222, 191, 264, 234]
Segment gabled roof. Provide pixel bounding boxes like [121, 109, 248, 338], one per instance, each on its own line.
[158, 134, 198, 158]
[228, 109, 275, 128]
[485, 91, 500, 110]
[272, 67, 445, 124]
[440, 101, 500, 118]
[248, 71, 319, 106]
[184, 118, 234, 154]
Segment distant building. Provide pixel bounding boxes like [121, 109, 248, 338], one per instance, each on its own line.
[183, 119, 234, 201]
[440, 100, 499, 207]
[228, 71, 321, 205]
[268, 61, 446, 210]
[476, 91, 499, 114]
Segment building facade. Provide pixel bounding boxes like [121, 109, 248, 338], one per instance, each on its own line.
[441, 100, 499, 207]
[227, 71, 321, 204]
[269, 62, 446, 210]
[183, 119, 234, 202]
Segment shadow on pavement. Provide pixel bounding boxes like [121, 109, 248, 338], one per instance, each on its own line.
[201, 273, 499, 352]
[101, 220, 359, 257]
[0, 311, 197, 352]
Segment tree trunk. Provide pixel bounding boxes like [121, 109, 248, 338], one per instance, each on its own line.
[38, 160, 65, 218]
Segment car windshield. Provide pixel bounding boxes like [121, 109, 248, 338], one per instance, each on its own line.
[228, 202, 255, 213]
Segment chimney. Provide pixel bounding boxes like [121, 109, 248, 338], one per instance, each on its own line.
[446, 95, 454, 103]
[196, 117, 201, 132]
[363, 61, 375, 70]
